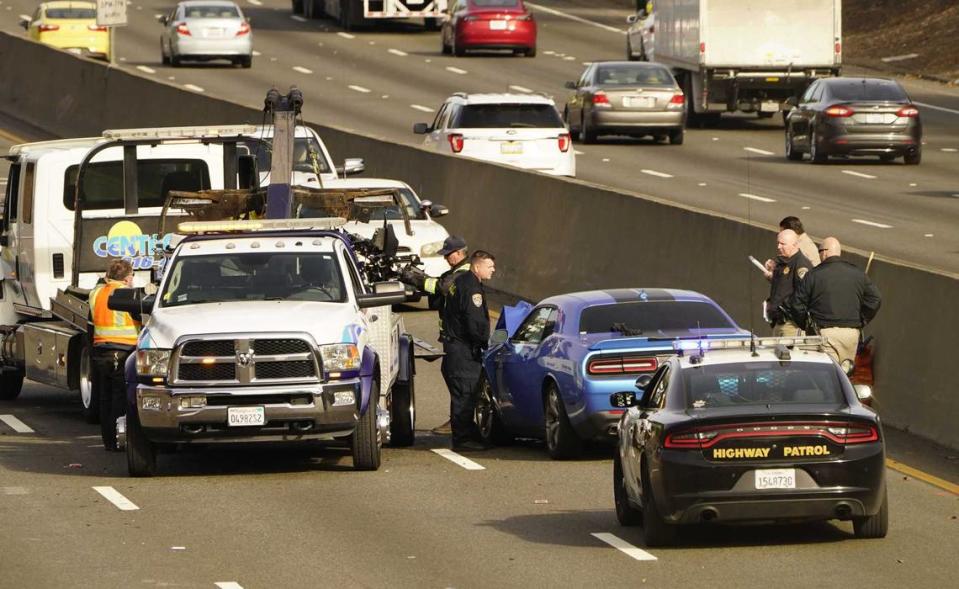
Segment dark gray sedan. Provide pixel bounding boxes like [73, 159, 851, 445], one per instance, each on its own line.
[563, 61, 685, 145]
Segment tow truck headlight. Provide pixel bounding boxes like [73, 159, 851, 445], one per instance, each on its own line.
[319, 344, 360, 371]
[137, 349, 171, 378]
[179, 396, 207, 409]
[420, 241, 446, 258]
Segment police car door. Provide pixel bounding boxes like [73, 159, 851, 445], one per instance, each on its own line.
[495, 306, 557, 431]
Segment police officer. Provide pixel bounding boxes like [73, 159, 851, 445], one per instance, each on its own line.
[788, 237, 881, 372]
[400, 236, 470, 435]
[766, 229, 812, 336]
[440, 250, 495, 451]
[89, 259, 141, 451]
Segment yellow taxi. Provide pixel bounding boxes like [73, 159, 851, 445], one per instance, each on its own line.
[20, 1, 109, 61]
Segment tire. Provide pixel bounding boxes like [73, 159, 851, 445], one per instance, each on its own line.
[757, 111, 775, 119]
[239, 55, 252, 69]
[668, 128, 684, 145]
[292, 0, 304, 14]
[544, 384, 582, 460]
[79, 345, 99, 423]
[579, 114, 597, 144]
[853, 488, 889, 539]
[170, 54, 181, 67]
[475, 374, 512, 446]
[453, 36, 465, 57]
[351, 380, 382, 470]
[389, 356, 415, 447]
[626, 38, 637, 61]
[424, 17, 441, 31]
[525, 46, 536, 58]
[614, 454, 643, 526]
[903, 148, 921, 165]
[303, 0, 314, 19]
[0, 369, 25, 401]
[642, 465, 679, 546]
[810, 128, 828, 164]
[160, 41, 170, 65]
[441, 33, 452, 55]
[879, 153, 896, 162]
[126, 411, 157, 477]
[340, 0, 354, 31]
[785, 127, 803, 161]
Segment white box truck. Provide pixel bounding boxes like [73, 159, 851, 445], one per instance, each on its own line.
[294, 0, 448, 30]
[627, 0, 842, 124]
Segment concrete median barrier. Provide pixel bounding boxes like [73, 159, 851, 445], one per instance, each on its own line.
[1, 33, 956, 449]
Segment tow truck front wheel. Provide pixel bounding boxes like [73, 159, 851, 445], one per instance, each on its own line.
[0, 368, 25, 401]
[389, 356, 415, 447]
[126, 412, 157, 477]
[351, 381, 382, 470]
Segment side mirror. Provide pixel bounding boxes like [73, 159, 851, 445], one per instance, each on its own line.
[413, 123, 430, 134]
[490, 329, 508, 345]
[784, 96, 798, 108]
[634, 373, 654, 391]
[626, 15, 638, 24]
[610, 391, 639, 408]
[853, 384, 873, 403]
[19, 17, 31, 30]
[429, 203, 449, 218]
[339, 157, 365, 176]
[564, 80, 577, 90]
[357, 282, 407, 308]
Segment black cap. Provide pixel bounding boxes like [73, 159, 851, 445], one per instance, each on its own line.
[437, 236, 467, 256]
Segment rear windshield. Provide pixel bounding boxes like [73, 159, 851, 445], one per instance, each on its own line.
[596, 65, 674, 86]
[184, 5, 241, 18]
[46, 8, 96, 18]
[453, 104, 564, 129]
[241, 137, 332, 175]
[828, 80, 908, 102]
[161, 252, 346, 307]
[63, 160, 211, 211]
[579, 301, 735, 335]
[682, 362, 845, 409]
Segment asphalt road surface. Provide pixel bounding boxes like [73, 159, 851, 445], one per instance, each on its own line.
[2, 0, 958, 275]
[1, 304, 957, 588]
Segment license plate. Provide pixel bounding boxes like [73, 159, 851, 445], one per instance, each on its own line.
[489, 20, 507, 30]
[760, 101, 780, 112]
[500, 141, 523, 154]
[227, 406, 265, 427]
[755, 468, 796, 490]
[865, 113, 885, 124]
[623, 96, 655, 108]
[204, 28, 225, 38]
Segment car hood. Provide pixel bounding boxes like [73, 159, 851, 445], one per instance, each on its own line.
[141, 300, 362, 349]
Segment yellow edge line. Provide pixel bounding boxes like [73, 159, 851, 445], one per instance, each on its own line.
[0, 128, 28, 144]
[886, 458, 959, 495]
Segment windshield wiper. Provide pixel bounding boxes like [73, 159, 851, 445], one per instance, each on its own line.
[611, 322, 643, 336]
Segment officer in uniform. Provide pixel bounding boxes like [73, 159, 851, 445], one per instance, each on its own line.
[766, 229, 812, 336]
[788, 237, 881, 372]
[89, 259, 141, 451]
[400, 236, 470, 435]
[439, 251, 495, 451]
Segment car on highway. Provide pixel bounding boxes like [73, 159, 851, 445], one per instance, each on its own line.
[19, 1, 108, 61]
[441, 0, 536, 57]
[474, 289, 747, 458]
[317, 177, 453, 280]
[413, 93, 574, 176]
[563, 61, 685, 145]
[159, 0, 253, 68]
[612, 336, 887, 546]
[784, 77, 923, 165]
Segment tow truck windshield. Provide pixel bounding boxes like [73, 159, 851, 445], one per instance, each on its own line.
[160, 252, 346, 307]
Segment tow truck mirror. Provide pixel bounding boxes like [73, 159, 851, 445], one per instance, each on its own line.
[626, 14, 638, 24]
[157, 15, 168, 25]
[19, 17, 30, 29]
[413, 123, 430, 134]
[490, 329, 508, 345]
[357, 282, 407, 308]
[610, 391, 639, 408]
[853, 384, 873, 403]
[429, 203, 449, 217]
[339, 158, 365, 176]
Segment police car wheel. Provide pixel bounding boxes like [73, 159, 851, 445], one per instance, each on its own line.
[614, 454, 643, 526]
[351, 381, 382, 471]
[853, 488, 888, 539]
[126, 412, 157, 477]
[544, 385, 582, 460]
[642, 464, 679, 546]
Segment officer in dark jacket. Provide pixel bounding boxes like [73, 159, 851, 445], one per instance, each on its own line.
[788, 237, 881, 371]
[766, 229, 813, 336]
[439, 250, 495, 450]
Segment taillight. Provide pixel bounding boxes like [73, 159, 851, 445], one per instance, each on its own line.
[176, 23, 191, 36]
[592, 91, 610, 106]
[448, 134, 464, 153]
[825, 424, 879, 444]
[87, 24, 108, 32]
[667, 93, 685, 110]
[834, 41, 842, 54]
[235, 22, 250, 36]
[825, 105, 854, 117]
[587, 356, 657, 376]
[664, 421, 879, 450]
[896, 105, 919, 118]
[665, 430, 717, 448]
[38, 24, 60, 32]
[699, 42, 705, 54]
[557, 133, 570, 152]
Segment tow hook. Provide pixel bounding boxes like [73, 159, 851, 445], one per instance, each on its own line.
[376, 405, 391, 445]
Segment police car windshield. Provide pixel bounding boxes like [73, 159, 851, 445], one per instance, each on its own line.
[241, 137, 331, 175]
[579, 301, 735, 336]
[160, 252, 346, 307]
[682, 362, 845, 409]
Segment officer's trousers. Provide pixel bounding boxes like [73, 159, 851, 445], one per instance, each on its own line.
[820, 327, 860, 372]
[93, 345, 134, 450]
[441, 343, 482, 446]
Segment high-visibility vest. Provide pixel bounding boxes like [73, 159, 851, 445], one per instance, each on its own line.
[89, 280, 140, 346]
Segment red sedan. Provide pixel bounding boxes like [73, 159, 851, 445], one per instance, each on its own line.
[441, 0, 536, 57]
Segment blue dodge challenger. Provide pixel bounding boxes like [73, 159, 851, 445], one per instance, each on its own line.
[476, 288, 748, 458]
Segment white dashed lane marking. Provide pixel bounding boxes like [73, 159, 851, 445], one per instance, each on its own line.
[247, 0, 262, 5]
[348, 85, 371, 93]
[183, 84, 205, 93]
[509, 85, 533, 93]
[388, 48, 408, 56]
[744, 147, 775, 156]
[0, 414, 34, 433]
[215, 583, 244, 589]
[738, 192, 775, 203]
[525, 1, 625, 34]
[431, 449, 485, 471]
[136, 65, 156, 74]
[445, 66, 468, 75]
[842, 170, 877, 179]
[292, 66, 313, 74]
[290, 15, 306, 22]
[252, 50, 261, 56]
[941, 148, 958, 152]
[641, 169, 673, 178]
[591, 533, 657, 561]
[852, 218, 893, 229]
[3, 487, 28, 495]
[93, 486, 140, 511]
[915, 101, 959, 116]
[337, 32, 356, 39]
[410, 104, 434, 113]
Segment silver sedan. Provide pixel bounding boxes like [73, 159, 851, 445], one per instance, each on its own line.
[563, 61, 685, 144]
[159, 0, 253, 68]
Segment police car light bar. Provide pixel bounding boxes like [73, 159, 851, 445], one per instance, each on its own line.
[102, 125, 259, 141]
[673, 336, 825, 353]
[178, 217, 347, 234]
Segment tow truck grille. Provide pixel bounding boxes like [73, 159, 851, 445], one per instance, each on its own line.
[174, 337, 319, 385]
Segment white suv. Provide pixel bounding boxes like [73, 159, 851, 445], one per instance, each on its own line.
[414, 93, 575, 177]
